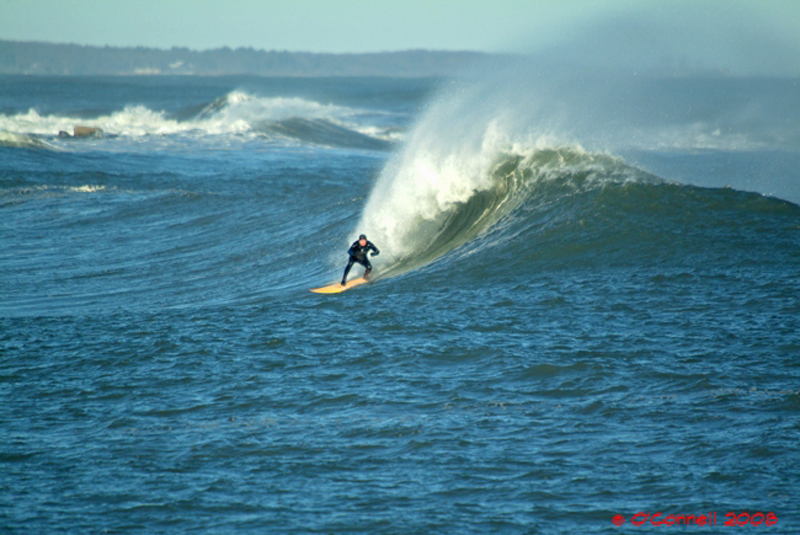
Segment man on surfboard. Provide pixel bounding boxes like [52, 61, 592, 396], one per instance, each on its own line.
[342, 234, 379, 285]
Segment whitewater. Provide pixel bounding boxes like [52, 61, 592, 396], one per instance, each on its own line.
[1, 71, 798, 534]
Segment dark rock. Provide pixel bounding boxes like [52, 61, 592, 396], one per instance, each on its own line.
[73, 126, 103, 138]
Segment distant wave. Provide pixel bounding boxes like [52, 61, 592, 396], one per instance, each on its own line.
[0, 105, 187, 137]
[0, 90, 398, 149]
[0, 131, 57, 150]
[192, 91, 398, 148]
[191, 91, 352, 123]
[255, 118, 391, 150]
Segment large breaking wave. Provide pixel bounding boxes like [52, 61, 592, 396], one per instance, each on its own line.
[355, 71, 658, 278]
[355, 56, 800, 279]
[357, 141, 656, 278]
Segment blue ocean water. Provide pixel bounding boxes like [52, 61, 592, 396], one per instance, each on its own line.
[1, 72, 799, 534]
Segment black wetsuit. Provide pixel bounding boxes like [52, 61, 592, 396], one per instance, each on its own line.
[342, 240, 379, 284]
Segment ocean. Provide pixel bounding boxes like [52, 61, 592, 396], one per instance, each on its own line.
[1, 71, 798, 534]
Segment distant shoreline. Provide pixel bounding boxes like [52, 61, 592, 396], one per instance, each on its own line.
[0, 40, 506, 77]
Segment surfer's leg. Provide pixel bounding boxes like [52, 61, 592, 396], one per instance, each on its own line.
[362, 258, 373, 279]
[342, 258, 355, 285]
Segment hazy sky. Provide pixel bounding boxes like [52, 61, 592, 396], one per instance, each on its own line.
[1, 0, 799, 74]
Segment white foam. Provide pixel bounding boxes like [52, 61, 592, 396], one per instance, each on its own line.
[0, 91, 371, 139]
[68, 185, 106, 193]
[356, 84, 541, 264]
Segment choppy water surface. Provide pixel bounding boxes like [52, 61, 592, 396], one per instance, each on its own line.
[1, 74, 799, 534]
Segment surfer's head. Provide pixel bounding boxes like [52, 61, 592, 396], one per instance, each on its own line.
[359, 234, 367, 246]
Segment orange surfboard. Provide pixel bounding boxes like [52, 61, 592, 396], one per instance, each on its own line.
[310, 277, 369, 294]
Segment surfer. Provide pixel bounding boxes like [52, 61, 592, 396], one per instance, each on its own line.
[342, 234, 379, 285]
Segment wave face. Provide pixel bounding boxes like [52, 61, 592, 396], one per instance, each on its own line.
[256, 117, 391, 150]
[356, 134, 798, 284]
[359, 140, 655, 278]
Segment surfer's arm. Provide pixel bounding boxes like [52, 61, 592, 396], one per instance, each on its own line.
[370, 243, 380, 256]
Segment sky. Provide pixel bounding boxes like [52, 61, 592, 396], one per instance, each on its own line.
[1, 0, 799, 74]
